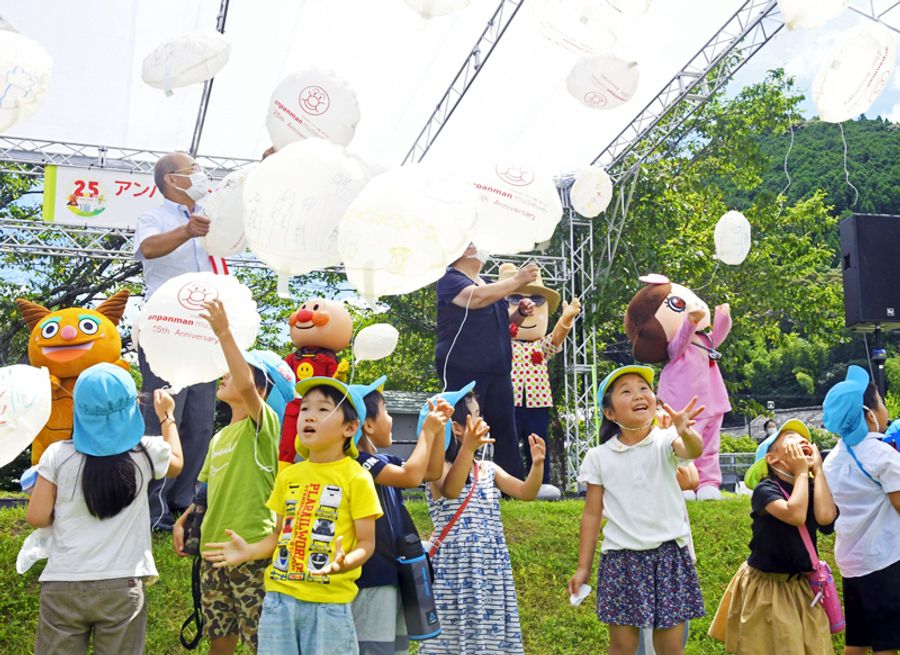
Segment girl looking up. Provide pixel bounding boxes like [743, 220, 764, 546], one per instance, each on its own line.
[568, 365, 706, 655]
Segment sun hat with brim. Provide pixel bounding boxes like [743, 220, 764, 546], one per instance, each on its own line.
[596, 365, 655, 407]
[416, 381, 477, 450]
[823, 365, 870, 447]
[497, 262, 561, 313]
[294, 376, 366, 459]
[72, 362, 145, 457]
[243, 350, 296, 424]
[744, 418, 812, 489]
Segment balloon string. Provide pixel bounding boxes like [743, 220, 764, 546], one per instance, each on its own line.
[692, 261, 720, 292]
[839, 123, 859, 208]
[773, 118, 795, 221]
[440, 282, 475, 395]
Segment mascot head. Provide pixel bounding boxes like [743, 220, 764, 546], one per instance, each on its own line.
[288, 298, 353, 353]
[17, 290, 129, 379]
[624, 274, 709, 364]
[497, 263, 560, 343]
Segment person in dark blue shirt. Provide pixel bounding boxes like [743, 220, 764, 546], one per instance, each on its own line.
[435, 244, 539, 480]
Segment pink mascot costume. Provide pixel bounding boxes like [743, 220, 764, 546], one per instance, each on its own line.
[624, 274, 732, 500]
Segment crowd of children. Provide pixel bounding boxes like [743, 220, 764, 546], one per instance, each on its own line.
[22, 293, 900, 655]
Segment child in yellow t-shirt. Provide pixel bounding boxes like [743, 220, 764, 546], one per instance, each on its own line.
[203, 377, 383, 655]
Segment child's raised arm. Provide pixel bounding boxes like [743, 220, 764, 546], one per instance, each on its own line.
[762, 443, 811, 526]
[200, 299, 265, 423]
[375, 399, 452, 488]
[434, 415, 493, 500]
[809, 443, 837, 526]
[663, 397, 705, 460]
[567, 484, 605, 596]
[153, 389, 183, 477]
[495, 434, 545, 500]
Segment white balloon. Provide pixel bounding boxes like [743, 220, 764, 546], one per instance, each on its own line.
[470, 162, 564, 254]
[339, 164, 477, 303]
[777, 0, 849, 30]
[203, 167, 253, 257]
[570, 167, 613, 218]
[567, 55, 639, 110]
[405, 0, 471, 18]
[141, 31, 230, 96]
[266, 68, 361, 149]
[243, 139, 369, 294]
[714, 210, 751, 266]
[354, 324, 400, 362]
[533, 0, 617, 56]
[0, 365, 51, 468]
[137, 272, 260, 393]
[813, 22, 896, 123]
[0, 26, 52, 132]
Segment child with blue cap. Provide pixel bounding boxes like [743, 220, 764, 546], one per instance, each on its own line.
[421, 384, 546, 655]
[822, 365, 900, 654]
[709, 418, 837, 653]
[171, 299, 296, 655]
[351, 376, 452, 654]
[26, 362, 183, 654]
[203, 374, 383, 655]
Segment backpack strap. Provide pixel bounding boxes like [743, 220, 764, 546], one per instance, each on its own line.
[429, 460, 479, 558]
[179, 557, 205, 650]
[846, 444, 882, 487]
[774, 480, 819, 570]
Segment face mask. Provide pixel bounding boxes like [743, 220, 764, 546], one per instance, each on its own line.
[172, 171, 209, 201]
[766, 427, 777, 437]
[465, 247, 490, 264]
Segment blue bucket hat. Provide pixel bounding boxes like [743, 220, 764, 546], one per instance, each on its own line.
[823, 365, 870, 447]
[350, 375, 387, 405]
[416, 381, 477, 450]
[744, 419, 812, 489]
[72, 363, 144, 456]
[244, 350, 296, 424]
[294, 376, 366, 458]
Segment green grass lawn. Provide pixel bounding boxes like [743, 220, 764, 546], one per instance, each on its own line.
[0, 496, 845, 654]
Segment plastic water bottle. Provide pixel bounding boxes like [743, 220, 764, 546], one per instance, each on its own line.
[396, 533, 441, 641]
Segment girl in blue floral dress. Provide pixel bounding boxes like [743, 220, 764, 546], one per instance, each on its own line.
[422, 391, 546, 655]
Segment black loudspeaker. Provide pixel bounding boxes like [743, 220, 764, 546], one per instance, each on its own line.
[839, 213, 900, 330]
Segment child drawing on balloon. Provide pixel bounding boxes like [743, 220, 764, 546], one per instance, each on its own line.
[568, 366, 706, 655]
[420, 388, 546, 655]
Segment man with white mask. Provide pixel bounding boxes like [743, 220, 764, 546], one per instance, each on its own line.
[434, 244, 540, 480]
[134, 152, 216, 531]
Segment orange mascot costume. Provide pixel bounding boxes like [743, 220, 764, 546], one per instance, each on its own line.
[16, 290, 130, 464]
[279, 298, 352, 469]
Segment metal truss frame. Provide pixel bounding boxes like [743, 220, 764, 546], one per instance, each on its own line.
[401, 0, 524, 164]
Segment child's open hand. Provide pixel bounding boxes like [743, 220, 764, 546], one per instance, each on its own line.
[807, 442, 823, 474]
[528, 434, 546, 466]
[199, 299, 229, 337]
[153, 388, 175, 422]
[202, 529, 250, 568]
[422, 398, 453, 438]
[325, 536, 349, 575]
[462, 415, 493, 453]
[663, 397, 705, 436]
[783, 441, 810, 477]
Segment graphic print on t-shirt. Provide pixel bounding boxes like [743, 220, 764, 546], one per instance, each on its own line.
[270, 482, 343, 584]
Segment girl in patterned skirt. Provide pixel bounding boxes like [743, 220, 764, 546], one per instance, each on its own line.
[568, 365, 706, 655]
[421, 391, 546, 655]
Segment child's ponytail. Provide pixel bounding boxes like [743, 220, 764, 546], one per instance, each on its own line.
[81, 443, 149, 519]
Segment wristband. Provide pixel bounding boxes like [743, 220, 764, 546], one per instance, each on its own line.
[161, 414, 175, 426]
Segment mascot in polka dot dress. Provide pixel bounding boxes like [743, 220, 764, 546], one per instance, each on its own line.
[499, 263, 580, 500]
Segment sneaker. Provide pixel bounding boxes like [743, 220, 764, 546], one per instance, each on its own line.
[696, 486, 723, 501]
